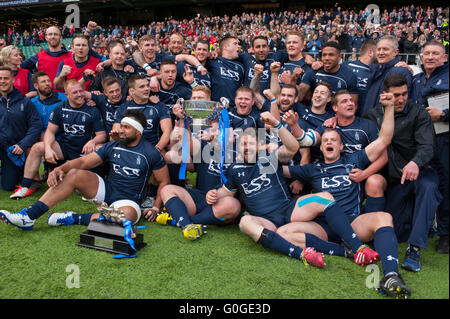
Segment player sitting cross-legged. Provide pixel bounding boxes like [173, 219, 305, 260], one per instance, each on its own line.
[1, 109, 169, 231]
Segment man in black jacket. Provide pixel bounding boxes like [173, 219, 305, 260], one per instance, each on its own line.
[364, 73, 441, 273]
[411, 40, 449, 254]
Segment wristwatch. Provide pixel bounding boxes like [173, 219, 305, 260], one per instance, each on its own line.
[440, 111, 447, 121]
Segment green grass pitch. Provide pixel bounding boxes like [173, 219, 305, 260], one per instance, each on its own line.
[0, 172, 448, 299]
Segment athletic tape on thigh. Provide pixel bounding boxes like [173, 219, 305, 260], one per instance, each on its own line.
[297, 195, 334, 208]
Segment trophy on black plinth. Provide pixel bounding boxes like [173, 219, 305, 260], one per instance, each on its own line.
[77, 200, 146, 256]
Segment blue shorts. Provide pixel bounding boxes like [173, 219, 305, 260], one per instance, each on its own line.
[57, 140, 82, 161]
[313, 214, 358, 243]
[186, 188, 209, 213]
[258, 197, 298, 228]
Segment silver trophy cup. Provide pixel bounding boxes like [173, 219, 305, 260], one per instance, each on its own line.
[179, 97, 229, 130]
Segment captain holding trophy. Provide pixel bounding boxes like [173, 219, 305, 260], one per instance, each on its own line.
[156, 74, 243, 240]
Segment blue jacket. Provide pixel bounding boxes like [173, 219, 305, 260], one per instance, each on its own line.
[362, 57, 413, 117]
[411, 62, 449, 122]
[0, 88, 42, 152]
[31, 91, 67, 133]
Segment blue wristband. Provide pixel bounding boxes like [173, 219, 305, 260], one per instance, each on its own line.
[274, 122, 283, 130]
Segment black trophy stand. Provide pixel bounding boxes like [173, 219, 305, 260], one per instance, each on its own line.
[77, 219, 146, 256]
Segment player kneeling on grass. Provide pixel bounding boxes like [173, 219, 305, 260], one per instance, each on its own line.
[0, 109, 169, 230]
[207, 112, 379, 268]
[281, 92, 410, 298]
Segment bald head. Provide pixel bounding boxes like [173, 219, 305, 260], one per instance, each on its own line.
[45, 26, 62, 50]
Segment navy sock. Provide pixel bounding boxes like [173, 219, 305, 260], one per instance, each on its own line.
[27, 201, 49, 220]
[148, 183, 158, 197]
[365, 196, 386, 213]
[190, 206, 224, 225]
[72, 213, 93, 226]
[374, 226, 399, 276]
[164, 197, 192, 228]
[21, 177, 34, 188]
[323, 201, 363, 253]
[305, 233, 346, 257]
[258, 228, 303, 260]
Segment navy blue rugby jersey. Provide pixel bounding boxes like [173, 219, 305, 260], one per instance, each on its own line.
[49, 100, 105, 155]
[90, 94, 126, 135]
[279, 57, 312, 85]
[289, 150, 371, 216]
[301, 64, 359, 95]
[240, 51, 288, 94]
[194, 140, 237, 192]
[316, 117, 378, 155]
[114, 99, 170, 146]
[95, 139, 165, 204]
[343, 60, 371, 113]
[205, 57, 245, 106]
[176, 61, 211, 89]
[152, 80, 192, 122]
[224, 157, 292, 216]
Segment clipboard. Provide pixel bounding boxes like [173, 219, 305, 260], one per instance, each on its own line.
[427, 92, 449, 134]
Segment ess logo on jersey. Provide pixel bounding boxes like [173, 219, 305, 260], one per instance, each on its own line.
[63, 123, 86, 135]
[146, 119, 154, 129]
[321, 175, 352, 189]
[112, 163, 140, 177]
[208, 159, 231, 175]
[248, 68, 270, 81]
[220, 67, 240, 81]
[241, 174, 271, 195]
[106, 111, 115, 123]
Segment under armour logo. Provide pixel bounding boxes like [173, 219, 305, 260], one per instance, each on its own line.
[238, 172, 245, 177]
[113, 153, 120, 158]
[387, 255, 399, 263]
[288, 247, 294, 257]
[176, 217, 184, 227]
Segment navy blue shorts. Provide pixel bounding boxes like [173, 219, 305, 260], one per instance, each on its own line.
[258, 197, 298, 228]
[57, 140, 82, 161]
[186, 188, 209, 213]
[313, 214, 358, 243]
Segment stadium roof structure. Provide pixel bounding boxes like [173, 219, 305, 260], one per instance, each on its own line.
[3, 0, 281, 22]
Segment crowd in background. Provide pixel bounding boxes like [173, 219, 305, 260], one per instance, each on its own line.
[1, 4, 449, 62]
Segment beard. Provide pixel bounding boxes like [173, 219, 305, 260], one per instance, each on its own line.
[38, 87, 53, 98]
[119, 134, 137, 146]
[279, 103, 293, 113]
